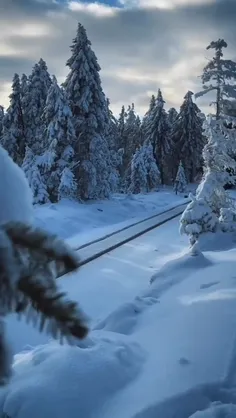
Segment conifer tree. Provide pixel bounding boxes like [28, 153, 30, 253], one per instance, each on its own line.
[22, 146, 49, 204]
[58, 167, 78, 201]
[168, 107, 178, 126]
[196, 39, 236, 119]
[174, 161, 187, 194]
[145, 89, 171, 184]
[121, 103, 141, 188]
[143, 141, 160, 190]
[171, 91, 204, 182]
[63, 23, 112, 200]
[0, 106, 4, 139]
[23, 59, 51, 153]
[129, 146, 147, 194]
[39, 76, 77, 201]
[1, 74, 25, 164]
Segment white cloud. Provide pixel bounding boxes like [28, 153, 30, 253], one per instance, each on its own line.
[119, 0, 215, 9]
[0, 0, 234, 117]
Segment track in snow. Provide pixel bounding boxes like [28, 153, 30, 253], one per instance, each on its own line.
[59, 201, 189, 277]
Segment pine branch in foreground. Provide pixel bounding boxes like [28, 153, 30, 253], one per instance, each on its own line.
[0, 222, 89, 385]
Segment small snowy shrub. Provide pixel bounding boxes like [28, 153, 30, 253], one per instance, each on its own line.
[174, 161, 187, 194]
[219, 207, 236, 232]
[180, 194, 218, 246]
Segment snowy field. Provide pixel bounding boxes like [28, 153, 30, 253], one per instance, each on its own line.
[2, 208, 236, 417]
[34, 187, 191, 246]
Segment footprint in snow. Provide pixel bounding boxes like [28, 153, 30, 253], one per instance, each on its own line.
[93, 296, 159, 335]
[200, 281, 219, 290]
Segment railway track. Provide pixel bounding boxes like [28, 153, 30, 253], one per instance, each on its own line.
[59, 200, 189, 278]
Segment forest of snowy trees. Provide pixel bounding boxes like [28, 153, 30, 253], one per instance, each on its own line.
[1, 24, 236, 205]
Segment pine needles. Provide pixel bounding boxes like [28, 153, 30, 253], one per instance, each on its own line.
[0, 221, 89, 384]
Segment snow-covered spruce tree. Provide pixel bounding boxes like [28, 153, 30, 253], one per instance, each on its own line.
[141, 95, 156, 142]
[121, 103, 141, 183]
[22, 146, 49, 204]
[1, 74, 25, 164]
[195, 39, 236, 119]
[106, 99, 123, 192]
[39, 76, 77, 201]
[0, 106, 4, 138]
[58, 167, 78, 200]
[180, 117, 236, 246]
[168, 107, 178, 126]
[145, 89, 172, 184]
[196, 119, 236, 212]
[171, 91, 204, 183]
[63, 23, 112, 200]
[23, 59, 51, 153]
[129, 141, 160, 194]
[129, 146, 147, 194]
[143, 141, 160, 190]
[180, 193, 218, 248]
[174, 161, 187, 194]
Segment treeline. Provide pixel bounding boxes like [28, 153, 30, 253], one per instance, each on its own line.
[0, 23, 206, 204]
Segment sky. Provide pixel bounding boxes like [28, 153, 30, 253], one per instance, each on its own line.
[0, 0, 235, 116]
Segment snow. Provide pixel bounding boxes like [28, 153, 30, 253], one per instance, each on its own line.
[2, 186, 236, 417]
[0, 146, 33, 224]
[34, 187, 191, 246]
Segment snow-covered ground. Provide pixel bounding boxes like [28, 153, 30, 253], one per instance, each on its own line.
[3, 208, 236, 418]
[34, 187, 191, 246]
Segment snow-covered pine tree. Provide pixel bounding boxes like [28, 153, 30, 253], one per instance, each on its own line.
[106, 99, 122, 192]
[129, 141, 160, 194]
[180, 194, 218, 248]
[171, 91, 204, 183]
[180, 116, 236, 246]
[22, 146, 49, 204]
[39, 76, 77, 202]
[0, 106, 4, 139]
[129, 146, 147, 194]
[168, 107, 178, 126]
[1, 74, 25, 164]
[23, 59, 51, 153]
[58, 167, 78, 201]
[63, 23, 112, 200]
[143, 141, 160, 190]
[145, 89, 172, 184]
[141, 95, 156, 141]
[174, 161, 187, 194]
[121, 103, 141, 189]
[195, 39, 236, 119]
[117, 105, 126, 150]
[196, 117, 236, 213]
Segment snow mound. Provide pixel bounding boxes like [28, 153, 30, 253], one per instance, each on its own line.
[94, 296, 158, 335]
[0, 338, 145, 418]
[149, 250, 212, 294]
[0, 146, 33, 224]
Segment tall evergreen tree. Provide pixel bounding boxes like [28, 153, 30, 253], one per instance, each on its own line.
[106, 99, 122, 192]
[171, 91, 204, 182]
[22, 146, 49, 204]
[39, 76, 77, 202]
[142, 95, 156, 138]
[145, 89, 171, 184]
[1, 74, 25, 164]
[121, 103, 141, 189]
[0, 106, 4, 139]
[168, 107, 178, 126]
[195, 39, 236, 119]
[63, 23, 112, 200]
[129, 141, 160, 194]
[23, 59, 51, 153]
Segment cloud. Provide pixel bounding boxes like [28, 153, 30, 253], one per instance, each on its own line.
[0, 0, 236, 116]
